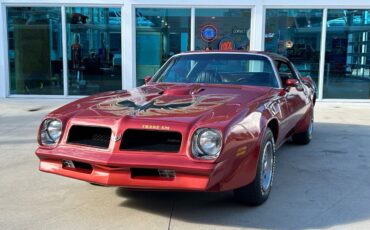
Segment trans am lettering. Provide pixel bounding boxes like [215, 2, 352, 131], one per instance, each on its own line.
[142, 125, 171, 130]
[96, 94, 236, 117]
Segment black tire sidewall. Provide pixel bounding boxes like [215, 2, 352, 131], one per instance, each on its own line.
[292, 107, 314, 145]
[233, 128, 276, 206]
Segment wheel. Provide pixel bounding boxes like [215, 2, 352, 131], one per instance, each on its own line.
[292, 109, 314, 145]
[233, 128, 276, 206]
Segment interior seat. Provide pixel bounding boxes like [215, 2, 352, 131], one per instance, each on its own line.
[195, 70, 222, 84]
[237, 72, 278, 87]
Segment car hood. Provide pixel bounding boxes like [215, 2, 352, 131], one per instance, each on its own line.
[51, 83, 273, 126]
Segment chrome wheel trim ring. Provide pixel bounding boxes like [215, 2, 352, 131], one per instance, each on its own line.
[261, 141, 274, 193]
[308, 115, 314, 139]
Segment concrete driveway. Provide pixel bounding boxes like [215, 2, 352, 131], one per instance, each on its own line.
[1, 99, 370, 230]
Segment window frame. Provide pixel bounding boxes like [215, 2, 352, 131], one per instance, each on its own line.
[275, 59, 306, 88]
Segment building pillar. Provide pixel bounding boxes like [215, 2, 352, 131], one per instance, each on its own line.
[122, 0, 136, 89]
[0, 3, 7, 98]
[318, 8, 328, 100]
[250, 2, 264, 51]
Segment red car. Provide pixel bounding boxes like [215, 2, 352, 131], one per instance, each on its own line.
[36, 51, 315, 206]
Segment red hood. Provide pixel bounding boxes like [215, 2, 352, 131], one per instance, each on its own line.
[51, 83, 273, 126]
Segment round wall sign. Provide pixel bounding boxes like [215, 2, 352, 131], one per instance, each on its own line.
[201, 25, 217, 42]
[219, 38, 235, 51]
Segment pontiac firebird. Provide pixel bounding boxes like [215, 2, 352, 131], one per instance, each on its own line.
[36, 51, 315, 206]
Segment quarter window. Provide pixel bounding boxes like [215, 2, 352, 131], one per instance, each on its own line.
[276, 61, 298, 85]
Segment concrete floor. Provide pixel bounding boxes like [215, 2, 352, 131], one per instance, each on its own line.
[1, 99, 370, 230]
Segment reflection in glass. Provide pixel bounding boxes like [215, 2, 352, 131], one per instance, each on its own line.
[195, 9, 251, 51]
[136, 8, 191, 86]
[66, 7, 122, 95]
[265, 9, 323, 89]
[324, 9, 370, 99]
[7, 7, 63, 95]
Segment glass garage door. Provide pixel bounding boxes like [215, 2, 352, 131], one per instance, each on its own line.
[7, 7, 63, 95]
[135, 8, 191, 86]
[323, 9, 370, 99]
[66, 7, 122, 95]
[265, 9, 323, 91]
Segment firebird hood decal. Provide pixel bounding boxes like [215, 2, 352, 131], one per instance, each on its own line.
[96, 94, 236, 117]
[50, 84, 274, 125]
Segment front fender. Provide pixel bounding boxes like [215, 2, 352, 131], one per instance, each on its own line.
[215, 104, 275, 191]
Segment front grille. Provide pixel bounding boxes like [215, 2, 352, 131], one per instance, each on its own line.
[67, 125, 112, 149]
[120, 129, 182, 152]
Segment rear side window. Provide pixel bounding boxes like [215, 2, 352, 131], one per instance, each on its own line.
[276, 61, 298, 83]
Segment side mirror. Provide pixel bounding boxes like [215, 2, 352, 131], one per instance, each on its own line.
[302, 76, 312, 84]
[144, 76, 152, 85]
[301, 76, 314, 88]
[285, 79, 299, 89]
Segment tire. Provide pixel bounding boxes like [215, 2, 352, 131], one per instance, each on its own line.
[233, 128, 276, 206]
[292, 109, 314, 145]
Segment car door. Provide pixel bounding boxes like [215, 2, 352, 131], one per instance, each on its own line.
[276, 60, 308, 132]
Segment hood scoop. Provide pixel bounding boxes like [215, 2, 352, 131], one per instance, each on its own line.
[162, 85, 205, 96]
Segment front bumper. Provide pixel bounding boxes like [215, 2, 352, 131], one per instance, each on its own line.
[36, 146, 228, 191]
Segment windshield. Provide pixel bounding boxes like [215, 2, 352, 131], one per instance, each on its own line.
[153, 53, 279, 88]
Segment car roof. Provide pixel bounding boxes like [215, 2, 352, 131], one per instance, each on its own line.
[179, 50, 289, 62]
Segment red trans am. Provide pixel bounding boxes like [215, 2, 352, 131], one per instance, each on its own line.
[36, 52, 316, 206]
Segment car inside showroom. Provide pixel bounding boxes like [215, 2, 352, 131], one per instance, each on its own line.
[0, 0, 370, 101]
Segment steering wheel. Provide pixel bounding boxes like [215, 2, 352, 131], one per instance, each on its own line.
[236, 77, 251, 84]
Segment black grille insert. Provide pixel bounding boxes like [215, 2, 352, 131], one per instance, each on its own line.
[67, 125, 111, 149]
[131, 168, 175, 180]
[120, 129, 182, 152]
